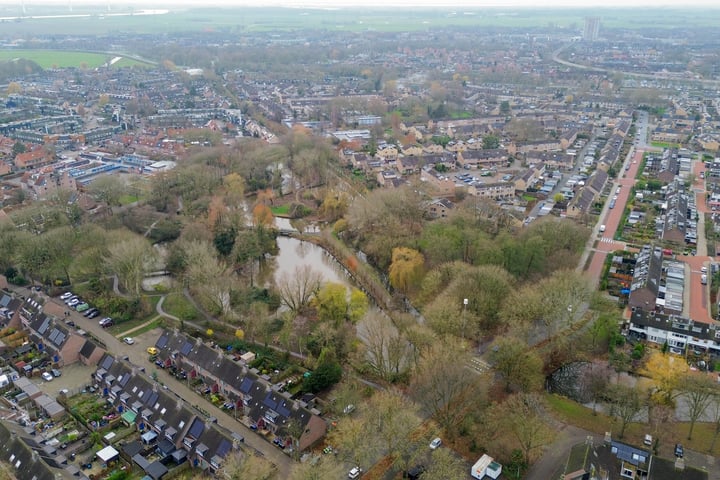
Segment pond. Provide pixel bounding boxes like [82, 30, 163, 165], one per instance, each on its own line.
[266, 236, 352, 288]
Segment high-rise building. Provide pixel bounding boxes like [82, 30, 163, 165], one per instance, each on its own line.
[583, 17, 600, 42]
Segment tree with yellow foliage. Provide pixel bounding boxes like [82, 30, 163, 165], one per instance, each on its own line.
[640, 350, 689, 405]
[389, 247, 425, 294]
[6, 82, 21, 95]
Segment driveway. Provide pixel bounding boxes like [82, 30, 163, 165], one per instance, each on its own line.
[39, 292, 294, 478]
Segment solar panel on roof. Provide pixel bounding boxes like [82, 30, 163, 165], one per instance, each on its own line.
[38, 318, 50, 334]
[101, 356, 114, 370]
[239, 377, 253, 393]
[0, 296, 10, 307]
[48, 329, 60, 343]
[156, 334, 169, 349]
[263, 392, 277, 410]
[215, 439, 231, 458]
[55, 333, 65, 346]
[188, 418, 204, 438]
[145, 392, 159, 406]
[276, 401, 291, 418]
[180, 342, 193, 355]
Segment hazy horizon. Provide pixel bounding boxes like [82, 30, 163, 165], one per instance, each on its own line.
[1, 0, 719, 8]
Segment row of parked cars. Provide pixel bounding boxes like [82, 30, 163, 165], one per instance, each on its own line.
[59, 291, 105, 322]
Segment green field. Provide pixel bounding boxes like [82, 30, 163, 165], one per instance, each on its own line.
[0, 7, 719, 37]
[0, 49, 115, 68]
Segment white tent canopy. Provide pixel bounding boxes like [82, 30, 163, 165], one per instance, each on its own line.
[96, 445, 120, 463]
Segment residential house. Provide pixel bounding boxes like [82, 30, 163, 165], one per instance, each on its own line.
[586, 169, 609, 196]
[511, 139, 562, 155]
[0, 420, 68, 480]
[419, 153, 455, 171]
[426, 198, 455, 219]
[514, 163, 545, 192]
[456, 149, 509, 169]
[396, 156, 422, 175]
[628, 309, 720, 358]
[376, 143, 398, 160]
[628, 246, 665, 313]
[660, 186, 690, 246]
[0, 290, 22, 329]
[467, 181, 515, 201]
[152, 330, 327, 451]
[400, 144, 423, 157]
[525, 151, 574, 171]
[558, 438, 705, 480]
[566, 188, 596, 218]
[422, 143, 445, 155]
[96, 354, 235, 475]
[377, 170, 400, 187]
[559, 129, 578, 150]
[420, 168, 457, 197]
[696, 134, 720, 152]
[19, 295, 104, 366]
[13, 149, 52, 169]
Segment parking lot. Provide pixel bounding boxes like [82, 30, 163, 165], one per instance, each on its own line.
[29, 361, 95, 396]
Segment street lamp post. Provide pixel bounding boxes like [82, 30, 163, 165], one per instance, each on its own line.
[462, 298, 469, 339]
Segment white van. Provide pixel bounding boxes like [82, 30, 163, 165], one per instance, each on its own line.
[599, 225, 606, 233]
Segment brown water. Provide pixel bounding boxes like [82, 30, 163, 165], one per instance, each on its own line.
[266, 236, 351, 288]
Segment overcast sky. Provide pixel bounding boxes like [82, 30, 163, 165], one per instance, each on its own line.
[3, 0, 720, 7]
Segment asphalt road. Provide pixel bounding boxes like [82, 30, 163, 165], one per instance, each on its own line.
[31, 289, 294, 478]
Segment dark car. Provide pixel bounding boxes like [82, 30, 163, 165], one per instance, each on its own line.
[675, 443, 684, 458]
[87, 310, 100, 319]
[406, 465, 426, 480]
[83, 308, 98, 317]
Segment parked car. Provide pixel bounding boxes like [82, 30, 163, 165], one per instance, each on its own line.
[348, 467, 363, 479]
[75, 303, 90, 312]
[66, 298, 80, 306]
[83, 308, 99, 317]
[60, 292, 74, 300]
[147, 347, 159, 356]
[429, 437, 442, 449]
[123, 337, 135, 345]
[675, 443, 684, 458]
[51, 369, 61, 378]
[99, 317, 114, 328]
[41, 372, 54, 382]
[87, 310, 100, 319]
[406, 465, 426, 480]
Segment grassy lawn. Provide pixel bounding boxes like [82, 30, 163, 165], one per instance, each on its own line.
[270, 204, 291, 216]
[651, 141, 681, 149]
[545, 393, 720, 456]
[106, 295, 161, 335]
[0, 49, 113, 68]
[118, 194, 140, 205]
[117, 317, 164, 337]
[161, 293, 199, 321]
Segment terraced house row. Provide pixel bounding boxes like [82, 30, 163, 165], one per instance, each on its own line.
[151, 330, 327, 451]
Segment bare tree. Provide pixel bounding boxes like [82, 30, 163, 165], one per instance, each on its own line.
[423, 448, 468, 480]
[679, 374, 716, 440]
[410, 341, 486, 434]
[607, 384, 645, 439]
[358, 311, 413, 382]
[489, 393, 555, 465]
[276, 265, 322, 313]
[105, 234, 156, 296]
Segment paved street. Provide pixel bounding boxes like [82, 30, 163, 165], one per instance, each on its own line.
[584, 147, 644, 286]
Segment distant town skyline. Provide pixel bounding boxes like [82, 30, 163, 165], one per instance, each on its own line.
[1, 0, 719, 8]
